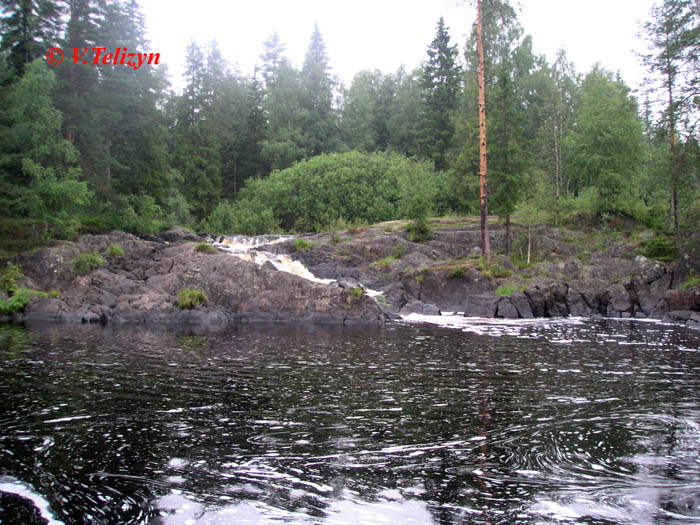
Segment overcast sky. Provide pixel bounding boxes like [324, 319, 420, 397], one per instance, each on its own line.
[141, 0, 658, 92]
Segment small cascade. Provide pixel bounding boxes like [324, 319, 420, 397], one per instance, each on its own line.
[211, 235, 335, 286]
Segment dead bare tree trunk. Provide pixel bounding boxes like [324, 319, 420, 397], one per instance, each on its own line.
[477, 0, 490, 260]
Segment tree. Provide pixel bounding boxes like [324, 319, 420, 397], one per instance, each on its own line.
[341, 70, 383, 151]
[476, 0, 490, 259]
[565, 66, 645, 218]
[641, 0, 699, 252]
[0, 59, 90, 235]
[536, 50, 579, 224]
[259, 32, 307, 170]
[0, 0, 63, 79]
[300, 24, 337, 156]
[419, 17, 461, 170]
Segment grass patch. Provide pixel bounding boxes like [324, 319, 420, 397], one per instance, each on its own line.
[496, 285, 517, 297]
[194, 242, 217, 254]
[72, 252, 106, 276]
[476, 257, 512, 280]
[370, 255, 396, 270]
[447, 266, 468, 279]
[346, 287, 364, 304]
[177, 288, 208, 309]
[294, 238, 313, 252]
[106, 243, 124, 257]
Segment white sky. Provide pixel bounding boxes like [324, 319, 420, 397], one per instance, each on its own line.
[141, 0, 657, 93]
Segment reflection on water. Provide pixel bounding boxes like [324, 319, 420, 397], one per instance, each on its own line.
[0, 320, 699, 524]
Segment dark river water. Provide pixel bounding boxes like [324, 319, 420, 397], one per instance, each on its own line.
[0, 318, 699, 524]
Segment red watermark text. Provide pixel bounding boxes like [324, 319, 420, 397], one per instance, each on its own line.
[46, 47, 160, 70]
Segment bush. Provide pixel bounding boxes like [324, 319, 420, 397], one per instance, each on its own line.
[0, 287, 48, 314]
[406, 218, 433, 243]
[177, 288, 208, 309]
[200, 199, 279, 236]
[194, 242, 216, 254]
[347, 287, 364, 304]
[447, 266, 467, 279]
[72, 252, 105, 276]
[637, 236, 677, 262]
[224, 151, 442, 233]
[1, 262, 23, 293]
[294, 239, 313, 252]
[496, 285, 516, 297]
[106, 243, 124, 257]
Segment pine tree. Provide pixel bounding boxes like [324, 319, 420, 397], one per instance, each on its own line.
[301, 24, 337, 156]
[641, 0, 699, 252]
[419, 17, 461, 171]
[0, 0, 64, 79]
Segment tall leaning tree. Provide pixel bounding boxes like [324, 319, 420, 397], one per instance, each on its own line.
[476, 0, 490, 260]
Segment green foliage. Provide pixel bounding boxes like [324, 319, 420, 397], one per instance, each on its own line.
[496, 285, 517, 297]
[476, 257, 512, 280]
[177, 288, 208, 309]
[406, 218, 433, 243]
[1, 262, 23, 293]
[0, 59, 91, 237]
[392, 244, 406, 259]
[346, 287, 364, 304]
[0, 287, 49, 315]
[200, 200, 280, 236]
[370, 255, 397, 270]
[294, 238, 313, 252]
[680, 271, 700, 290]
[637, 236, 678, 262]
[72, 252, 106, 276]
[228, 151, 444, 233]
[106, 244, 124, 258]
[447, 266, 467, 279]
[194, 242, 216, 254]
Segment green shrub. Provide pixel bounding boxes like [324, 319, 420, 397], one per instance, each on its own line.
[177, 288, 208, 310]
[370, 255, 396, 270]
[447, 266, 468, 279]
[476, 257, 512, 279]
[194, 242, 216, 254]
[496, 285, 516, 297]
[347, 287, 364, 304]
[406, 218, 433, 243]
[637, 236, 678, 262]
[0, 287, 48, 315]
[106, 243, 124, 257]
[294, 238, 313, 252]
[1, 262, 23, 293]
[72, 252, 105, 276]
[219, 151, 444, 233]
[680, 272, 700, 290]
[392, 244, 406, 259]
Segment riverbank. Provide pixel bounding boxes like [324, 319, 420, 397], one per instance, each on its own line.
[2, 219, 699, 328]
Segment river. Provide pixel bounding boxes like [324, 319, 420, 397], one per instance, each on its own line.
[0, 318, 699, 524]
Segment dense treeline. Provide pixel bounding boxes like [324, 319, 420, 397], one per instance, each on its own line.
[0, 0, 698, 260]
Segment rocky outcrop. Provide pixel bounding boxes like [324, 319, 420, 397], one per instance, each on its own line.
[6, 221, 700, 329]
[13, 231, 383, 325]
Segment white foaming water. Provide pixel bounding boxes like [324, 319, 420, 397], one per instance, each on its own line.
[211, 235, 381, 293]
[213, 235, 334, 285]
[0, 476, 64, 525]
[400, 312, 588, 337]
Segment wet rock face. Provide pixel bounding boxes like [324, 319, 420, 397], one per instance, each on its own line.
[16, 231, 383, 325]
[10, 223, 700, 329]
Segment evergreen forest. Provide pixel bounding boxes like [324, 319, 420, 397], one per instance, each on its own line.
[0, 0, 698, 264]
